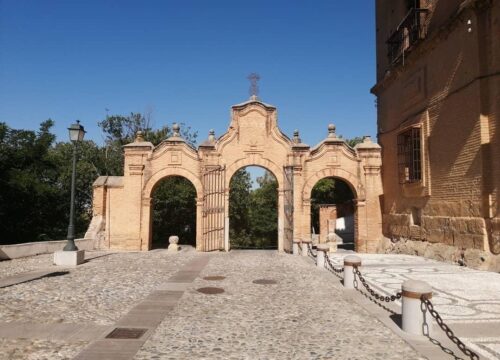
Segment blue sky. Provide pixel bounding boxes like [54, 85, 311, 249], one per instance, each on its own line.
[0, 0, 376, 147]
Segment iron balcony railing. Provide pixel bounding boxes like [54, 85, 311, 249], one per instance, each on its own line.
[387, 7, 429, 65]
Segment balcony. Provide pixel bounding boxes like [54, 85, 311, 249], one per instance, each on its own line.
[387, 8, 429, 65]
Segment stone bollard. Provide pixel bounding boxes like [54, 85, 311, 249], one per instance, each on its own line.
[301, 239, 311, 257]
[316, 244, 329, 270]
[402, 280, 433, 336]
[292, 239, 301, 256]
[326, 241, 337, 253]
[168, 235, 179, 252]
[343, 255, 362, 289]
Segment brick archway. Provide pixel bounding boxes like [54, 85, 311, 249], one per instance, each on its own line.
[140, 168, 203, 250]
[226, 164, 280, 251]
[89, 97, 383, 253]
[302, 171, 359, 251]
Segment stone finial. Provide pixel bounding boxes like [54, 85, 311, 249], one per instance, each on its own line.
[135, 130, 145, 142]
[168, 235, 179, 252]
[208, 129, 216, 142]
[328, 124, 336, 138]
[172, 123, 180, 137]
[362, 135, 372, 143]
[293, 129, 301, 144]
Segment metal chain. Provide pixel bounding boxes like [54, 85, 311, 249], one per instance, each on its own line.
[324, 252, 344, 274]
[421, 298, 479, 360]
[353, 267, 402, 302]
[307, 243, 317, 259]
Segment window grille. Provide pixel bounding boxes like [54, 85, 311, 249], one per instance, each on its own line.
[387, 7, 429, 65]
[397, 128, 421, 184]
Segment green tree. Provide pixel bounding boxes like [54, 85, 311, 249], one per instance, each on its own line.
[229, 168, 278, 249]
[0, 120, 104, 243]
[345, 136, 364, 148]
[228, 169, 252, 248]
[151, 176, 197, 248]
[249, 171, 278, 248]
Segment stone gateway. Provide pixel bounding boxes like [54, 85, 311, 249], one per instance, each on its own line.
[86, 96, 383, 252]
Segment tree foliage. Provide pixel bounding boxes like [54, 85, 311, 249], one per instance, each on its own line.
[229, 168, 278, 249]
[151, 176, 197, 248]
[0, 114, 198, 245]
[0, 120, 104, 243]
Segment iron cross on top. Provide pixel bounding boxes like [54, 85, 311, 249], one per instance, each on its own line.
[247, 72, 260, 97]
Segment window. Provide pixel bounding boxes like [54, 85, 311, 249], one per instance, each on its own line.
[410, 207, 422, 226]
[397, 127, 421, 184]
[386, 5, 429, 65]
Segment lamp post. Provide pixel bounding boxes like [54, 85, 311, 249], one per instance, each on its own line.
[63, 120, 86, 251]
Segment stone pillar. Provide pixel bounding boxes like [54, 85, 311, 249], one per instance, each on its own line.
[301, 239, 311, 257]
[319, 205, 337, 243]
[196, 198, 204, 251]
[355, 137, 383, 253]
[140, 197, 152, 250]
[277, 189, 285, 252]
[343, 255, 362, 289]
[316, 244, 329, 269]
[402, 280, 433, 336]
[293, 239, 301, 255]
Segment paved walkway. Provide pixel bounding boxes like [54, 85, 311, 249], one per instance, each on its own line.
[0, 248, 498, 359]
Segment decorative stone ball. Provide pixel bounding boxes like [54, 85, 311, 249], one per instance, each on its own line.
[169, 235, 179, 245]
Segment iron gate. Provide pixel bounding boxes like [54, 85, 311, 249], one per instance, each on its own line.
[283, 166, 294, 252]
[202, 166, 225, 251]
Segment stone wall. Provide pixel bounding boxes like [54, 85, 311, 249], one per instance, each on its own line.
[377, 237, 500, 272]
[0, 238, 95, 260]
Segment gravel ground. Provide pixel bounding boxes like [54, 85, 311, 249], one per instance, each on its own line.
[0, 254, 54, 278]
[0, 248, 198, 325]
[135, 250, 424, 360]
[0, 338, 88, 360]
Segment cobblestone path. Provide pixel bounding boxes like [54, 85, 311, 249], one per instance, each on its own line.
[135, 250, 422, 360]
[2, 249, 499, 359]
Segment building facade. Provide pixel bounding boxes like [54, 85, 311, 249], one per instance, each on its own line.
[372, 0, 500, 269]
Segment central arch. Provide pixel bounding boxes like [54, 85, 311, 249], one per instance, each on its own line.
[224, 157, 286, 252]
[228, 165, 279, 250]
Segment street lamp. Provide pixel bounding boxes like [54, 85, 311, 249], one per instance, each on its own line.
[63, 120, 86, 251]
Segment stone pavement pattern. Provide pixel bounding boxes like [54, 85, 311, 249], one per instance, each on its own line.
[1, 249, 499, 359]
[327, 253, 500, 360]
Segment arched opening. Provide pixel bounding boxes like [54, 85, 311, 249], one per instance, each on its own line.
[151, 176, 197, 249]
[229, 166, 278, 249]
[310, 177, 356, 250]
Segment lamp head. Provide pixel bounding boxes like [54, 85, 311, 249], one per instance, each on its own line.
[68, 120, 86, 142]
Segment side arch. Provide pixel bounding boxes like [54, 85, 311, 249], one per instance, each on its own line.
[141, 167, 203, 251]
[300, 167, 362, 251]
[302, 167, 361, 201]
[143, 167, 203, 199]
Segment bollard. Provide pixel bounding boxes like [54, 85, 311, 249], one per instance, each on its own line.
[301, 239, 311, 257]
[292, 239, 301, 256]
[316, 244, 329, 270]
[343, 255, 362, 289]
[402, 280, 433, 336]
